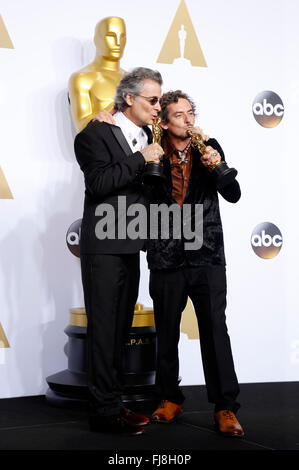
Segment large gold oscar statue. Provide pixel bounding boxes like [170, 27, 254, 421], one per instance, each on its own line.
[68, 16, 126, 132]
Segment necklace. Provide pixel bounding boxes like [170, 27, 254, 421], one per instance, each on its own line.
[176, 141, 191, 164]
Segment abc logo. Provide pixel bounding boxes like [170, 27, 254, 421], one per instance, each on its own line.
[252, 91, 284, 128]
[66, 219, 82, 257]
[251, 222, 283, 259]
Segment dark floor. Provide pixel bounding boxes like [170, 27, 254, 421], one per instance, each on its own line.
[0, 382, 298, 455]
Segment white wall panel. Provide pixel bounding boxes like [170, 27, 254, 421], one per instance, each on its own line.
[0, 0, 298, 397]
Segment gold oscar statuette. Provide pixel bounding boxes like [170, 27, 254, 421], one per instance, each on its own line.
[68, 17, 126, 132]
[187, 130, 237, 189]
[142, 117, 165, 184]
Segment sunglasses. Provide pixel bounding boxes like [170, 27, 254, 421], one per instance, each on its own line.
[138, 95, 160, 106]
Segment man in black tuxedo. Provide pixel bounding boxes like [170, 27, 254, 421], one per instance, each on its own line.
[147, 91, 244, 437]
[74, 67, 163, 435]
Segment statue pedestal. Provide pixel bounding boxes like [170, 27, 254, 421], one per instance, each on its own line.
[45, 305, 157, 408]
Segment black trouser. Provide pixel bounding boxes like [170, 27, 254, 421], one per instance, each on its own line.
[80, 253, 140, 416]
[149, 264, 240, 413]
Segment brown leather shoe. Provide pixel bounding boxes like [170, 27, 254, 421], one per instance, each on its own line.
[214, 410, 244, 437]
[151, 400, 183, 423]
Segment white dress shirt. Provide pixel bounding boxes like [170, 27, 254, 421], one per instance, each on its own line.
[113, 111, 148, 153]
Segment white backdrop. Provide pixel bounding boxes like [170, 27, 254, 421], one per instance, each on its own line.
[0, 0, 298, 398]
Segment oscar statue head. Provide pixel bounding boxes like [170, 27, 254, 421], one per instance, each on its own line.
[94, 17, 126, 61]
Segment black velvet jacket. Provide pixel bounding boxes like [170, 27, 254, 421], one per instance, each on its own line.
[146, 138, 241, 270]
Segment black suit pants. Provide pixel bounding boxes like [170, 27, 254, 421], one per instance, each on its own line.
[149, 264, 240, 413]
[80, 253, 140, 416]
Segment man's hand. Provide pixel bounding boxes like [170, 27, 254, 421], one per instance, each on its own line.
[191, 126, 210, 141]
[200, 145, 221, 171]
[93, 110, 116, 125]
[141, 143, 164, 163]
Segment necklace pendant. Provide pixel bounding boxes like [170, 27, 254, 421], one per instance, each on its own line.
[178, 154, 188, 164]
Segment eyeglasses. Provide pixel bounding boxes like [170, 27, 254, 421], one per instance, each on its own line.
[138, 95, 160, 106]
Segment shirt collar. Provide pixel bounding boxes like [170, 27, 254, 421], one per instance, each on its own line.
[114, 111, 144, 140]
[164, 135, 192, 164]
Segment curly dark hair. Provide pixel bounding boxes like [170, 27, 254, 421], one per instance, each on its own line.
[159, 90, 196, 122]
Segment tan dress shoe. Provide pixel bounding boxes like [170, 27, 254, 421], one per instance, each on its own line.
[151, 400, 183, 423]
[214, 410, 245, 437]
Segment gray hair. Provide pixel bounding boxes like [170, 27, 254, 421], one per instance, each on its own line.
[114, 67, 163, 111]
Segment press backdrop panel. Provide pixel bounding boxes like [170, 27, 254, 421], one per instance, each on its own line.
[0, 0, 298, 398]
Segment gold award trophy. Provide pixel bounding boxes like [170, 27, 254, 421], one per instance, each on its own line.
[187, 130, 237, 189]
[142, 117, 165, 184]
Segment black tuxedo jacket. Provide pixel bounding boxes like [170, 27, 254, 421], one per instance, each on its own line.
[74, 120, 152, 254]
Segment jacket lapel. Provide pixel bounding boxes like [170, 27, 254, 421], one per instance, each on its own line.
[159, 157, 174, 202]
[143, 125, 153, 144]
[110, 126, 133, 157]
[110, 125, 153, 155]
[184, 149, 207, 203]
